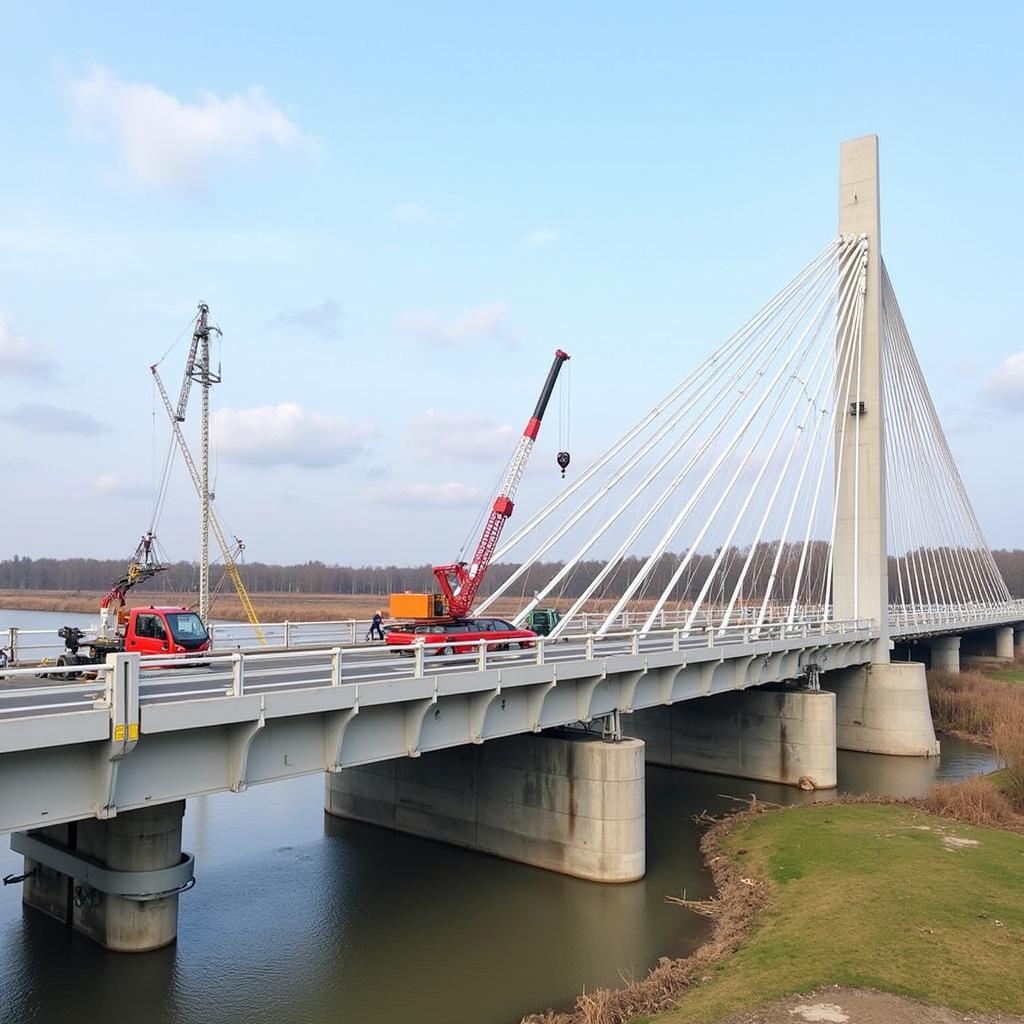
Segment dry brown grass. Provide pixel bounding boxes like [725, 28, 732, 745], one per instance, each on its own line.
[927, 667, 1024, 814]
[0, 588, 660, 623]
[991, 704, 1024, 809]
[918, 776, 1022, 829]
[927, 668, 1024, 742]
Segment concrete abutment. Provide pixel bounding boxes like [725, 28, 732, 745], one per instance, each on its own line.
[324, 732, 645, 882]
[627, 687, 837, 790]
[19, 800, 187, 952]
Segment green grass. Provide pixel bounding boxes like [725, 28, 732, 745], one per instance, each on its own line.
[987, 668, 1024, 684]
[650, 804, 1024, 1024]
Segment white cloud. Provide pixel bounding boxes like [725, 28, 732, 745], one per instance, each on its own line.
[93, 472, 148, 497]
[68, 68, 315, 193]
[396, 302, 519, 347]
[0, 317, 59, 382]
[393, 202, 437, 223]
[983, 352, 1024, 411]
[361, 481, 483, 507]
[214, 402, 376, 468]
[268, 299, 343, 340]
[411, 409, 516, 462]
[0, 402, 109, 435]
[525, 226, 559, 247]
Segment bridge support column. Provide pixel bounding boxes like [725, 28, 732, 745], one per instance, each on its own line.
[995, 627, 1014, 661]
[823, 662, 939, 756]
[324, 732, 645, 882]
[1015, 627, 1024, 659]
[628, 687, 837, 790]
[928, 636, 960, 673]
[18, 801, 188, 952]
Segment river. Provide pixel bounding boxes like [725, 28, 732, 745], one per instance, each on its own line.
[0, 609, 997, 1024]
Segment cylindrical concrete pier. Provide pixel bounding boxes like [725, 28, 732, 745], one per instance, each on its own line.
[995, 627, 1014, 661]
[823, 662, 939, 756]
[929, 635, 961, 673]
[1015, 627, 1024, 659]
[20, 801, 187, 952]
[629, 687, 837, 790]
[75, 801, 186, 951]
[325, 733, 646, 882]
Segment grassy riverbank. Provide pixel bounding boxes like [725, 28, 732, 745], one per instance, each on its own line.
[657, 801, 1024, 1023]
[527, 796, 1024, 1024]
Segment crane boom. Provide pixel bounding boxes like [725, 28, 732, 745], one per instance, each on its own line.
[97, 532, 168, 639]
[151, 363, 267, 644]
[434, 349, 570, 618]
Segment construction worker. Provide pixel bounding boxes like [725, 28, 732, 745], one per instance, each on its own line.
[368, 610, 385, 641]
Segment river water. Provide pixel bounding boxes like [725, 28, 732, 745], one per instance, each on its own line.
[0, 609, 997, 1024]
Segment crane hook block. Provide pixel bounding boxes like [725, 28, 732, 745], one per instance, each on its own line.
[557, 451, 571, 478]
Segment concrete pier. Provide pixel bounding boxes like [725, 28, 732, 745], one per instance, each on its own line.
[325, 732, 645, 882]
[824, 662, 939, 756]
[928, 635, 961, 673]
[20, 801, 187, 952]
[1016, 627, 1024, 659]
[995, 626, 1014, 660]
[628, 687, 837, 790]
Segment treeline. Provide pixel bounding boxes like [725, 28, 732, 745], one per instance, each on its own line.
[3, 545, 1022, 600]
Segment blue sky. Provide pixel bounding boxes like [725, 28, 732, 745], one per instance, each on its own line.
[1, 2, 1022, 566]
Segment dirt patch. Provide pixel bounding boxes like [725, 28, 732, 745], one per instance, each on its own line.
[719, 987, 1024, 1023]
[942, 835, 981, 850]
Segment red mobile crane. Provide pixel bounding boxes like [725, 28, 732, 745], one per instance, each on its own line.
[390, 349, 569, 622]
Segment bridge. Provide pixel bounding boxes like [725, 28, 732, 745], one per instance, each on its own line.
[2, 134, 1021, 952]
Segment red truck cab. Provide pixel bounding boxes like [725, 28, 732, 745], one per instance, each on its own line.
[123, 607, 210, 655]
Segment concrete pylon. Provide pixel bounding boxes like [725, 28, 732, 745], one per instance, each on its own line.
[834, 134, 889, 663]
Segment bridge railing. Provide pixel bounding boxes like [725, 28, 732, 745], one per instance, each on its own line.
[112, 618, 876, 700]
[0, 617, 875, 721]
[0, 659, 113, 714]
[2, 626, 103, 667]
[889, 601, 1024, 631]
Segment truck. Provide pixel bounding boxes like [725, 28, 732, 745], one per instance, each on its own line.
[57, 606, 210, 675]
[54, 533, 210, 675]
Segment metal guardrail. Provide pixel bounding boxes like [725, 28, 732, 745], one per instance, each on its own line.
[888, 600, 1024, 631]
[1, 618, 877, 723]
[4, 599, 1022, 670]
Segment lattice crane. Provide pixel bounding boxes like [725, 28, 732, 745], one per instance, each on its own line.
[151, 356, 267, 645]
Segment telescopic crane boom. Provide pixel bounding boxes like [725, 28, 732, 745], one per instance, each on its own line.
[433, 348, 570, 619]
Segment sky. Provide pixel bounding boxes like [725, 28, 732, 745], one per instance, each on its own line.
[1, 1, 1022, 567]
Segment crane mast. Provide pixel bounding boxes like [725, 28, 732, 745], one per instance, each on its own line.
[434, 349, 570, 618]
[151, 357, 266, 645]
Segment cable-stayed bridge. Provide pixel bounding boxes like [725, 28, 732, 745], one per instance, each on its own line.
[2, 135, 1021, 951]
